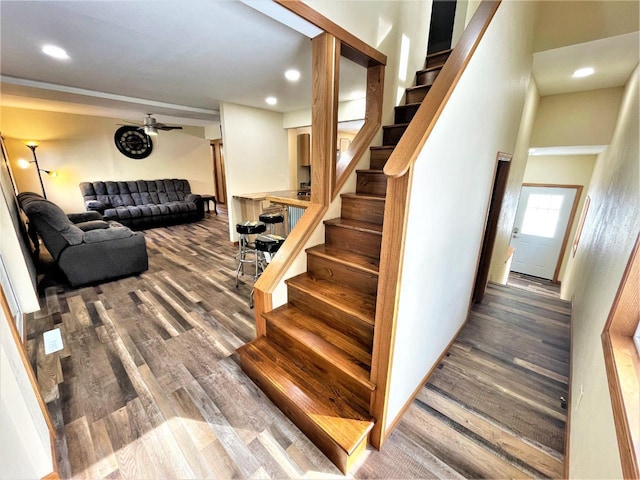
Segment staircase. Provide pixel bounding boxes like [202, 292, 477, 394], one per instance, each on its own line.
[237, 48, 452, 474]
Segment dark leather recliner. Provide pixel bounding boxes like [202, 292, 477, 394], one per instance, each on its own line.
[18, 192, 148, 287]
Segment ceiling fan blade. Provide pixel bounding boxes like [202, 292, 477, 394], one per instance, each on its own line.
[157, 125, 183, 131]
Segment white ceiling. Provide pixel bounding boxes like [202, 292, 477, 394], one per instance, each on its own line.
[0, 1, 367, 125]
[533, 32, 639, 96]
[1, 1, 638, 127]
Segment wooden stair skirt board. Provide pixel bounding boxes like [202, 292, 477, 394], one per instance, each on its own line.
[237, 48, 452, 475]
[237, 338, 374, 474]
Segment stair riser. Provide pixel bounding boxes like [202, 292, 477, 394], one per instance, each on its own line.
[287, 287, 374, 352]
[406, 85, 431, 104]
[370, 148, 393, 170]
[416, 69, 441, 87]
[356, 172, 387, 197]
[307, 254, 378, 296]
[382, 125, 408, 147]
[341, 197, 385, 225]
[265, 322, 371, 413]
[425, 50, 451, 68]
[239, 357, 359, 475]
[325, 224, 382, 259]
[394, 104, 420, 124]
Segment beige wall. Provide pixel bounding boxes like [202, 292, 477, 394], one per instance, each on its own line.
[562, 66, 639, 479]
[489, 79, 540, 285]
[523, 155, 596, 283]
[0, 107, 213, 213]
[220, 103, 290, 241]
[387, 0, 537, 428]
[530, 87, 624, 148]
[534, 1, 640, 52]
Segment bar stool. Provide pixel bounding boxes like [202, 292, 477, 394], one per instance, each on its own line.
[259, 212, 285, 236]
[249, 234, 285, 308]
[235, 221, 266, 288]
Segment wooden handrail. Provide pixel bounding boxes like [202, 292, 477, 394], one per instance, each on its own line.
[274, 0, 386, 67]
[384, 0, 501, 178]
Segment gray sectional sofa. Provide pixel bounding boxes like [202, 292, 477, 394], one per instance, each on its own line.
[79, 179, 204, 229]
[18, 192, 148, 287]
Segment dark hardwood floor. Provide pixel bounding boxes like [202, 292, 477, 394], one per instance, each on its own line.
[27, 206, 570, 479]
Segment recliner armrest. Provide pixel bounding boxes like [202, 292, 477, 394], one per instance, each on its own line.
[185, 193, 201, 202]
[68, 211, 104, 224]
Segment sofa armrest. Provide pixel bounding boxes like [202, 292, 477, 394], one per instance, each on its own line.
[85, 200, 107, 213]
[68, 211, 104, 224]
[185, 193, 201, 202]
[82, 226, 134, 244]
[74, 220, 111, 232]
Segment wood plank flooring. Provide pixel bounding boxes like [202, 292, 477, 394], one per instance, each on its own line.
[27, 207, 569, 479]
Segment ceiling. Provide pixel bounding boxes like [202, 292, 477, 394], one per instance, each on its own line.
[0, 1, 366, 125]
[533, 32, 639, 96]
[0, 1, 638, 128]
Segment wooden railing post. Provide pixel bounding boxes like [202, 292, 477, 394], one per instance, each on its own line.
[311, 32, 339, 206]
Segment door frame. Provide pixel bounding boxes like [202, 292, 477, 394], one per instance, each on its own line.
[210, 139, 227, 205]
[472, 152, 511, 303]
[518, 183, 583, 283]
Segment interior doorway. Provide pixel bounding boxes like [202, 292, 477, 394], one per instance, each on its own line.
[510, 184, 582, 282]
[210, 139, 227, 205]
[472, 152, 511, 303]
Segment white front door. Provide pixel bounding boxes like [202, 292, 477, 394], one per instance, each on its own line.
[510, 186, 577, 280]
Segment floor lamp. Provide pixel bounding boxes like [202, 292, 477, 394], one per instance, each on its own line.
[20, 143, 56, 199]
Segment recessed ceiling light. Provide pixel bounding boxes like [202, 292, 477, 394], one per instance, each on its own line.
[285, 69, 301, 82]
[265, 97, 277, 106]
[572, 67, 594, 78]
[42, 44, 69, 60]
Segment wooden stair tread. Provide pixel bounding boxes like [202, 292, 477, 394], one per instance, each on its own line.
[324, 217, 383, 235]
[426, 48, 453, 58]
[370, 145, 394, 152]
[341, 192, 386, 201]
[395, 102, 422, 110]
[383, 122, 410, 129]
[238, 337, 374, 454]
[417, 65, 443, 74]
[265, 304, 374, 388]
[405, 84, 431, 92]
[286, 272, 376, 326]
[306, 244, 380, 274]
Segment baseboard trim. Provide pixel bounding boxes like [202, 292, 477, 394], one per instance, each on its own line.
[564, 296, 574, 479]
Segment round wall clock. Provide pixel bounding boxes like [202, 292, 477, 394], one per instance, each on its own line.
[114, 126, 153, 159]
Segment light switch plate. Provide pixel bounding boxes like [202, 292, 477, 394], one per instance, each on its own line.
[43, 328, 63, 354]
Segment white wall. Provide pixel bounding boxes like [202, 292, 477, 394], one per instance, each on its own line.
[530, 87, 624, 148]
[488, 79, 540, 284]
[0, 298, 53, 479]
[0, 107, 214, 213]
[523, 154, 596, 283]
[562, 66, 639, 479]
[386, 0, 537, 428]
[220, 103, 290, 241]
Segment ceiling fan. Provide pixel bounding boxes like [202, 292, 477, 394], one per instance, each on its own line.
[120, 113, 183, 136]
